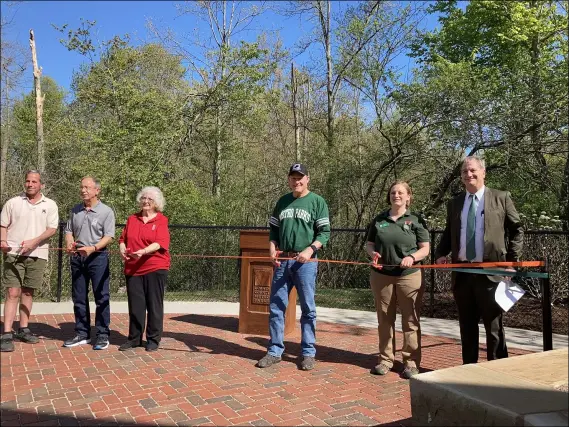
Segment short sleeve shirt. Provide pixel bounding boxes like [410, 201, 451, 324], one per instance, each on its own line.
[0, 193, 59, 260]
[118, 212, 171, 276]
[366, 210, 430, 276]
[65, 200, 116, 247]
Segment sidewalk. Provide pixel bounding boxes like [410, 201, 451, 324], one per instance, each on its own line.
[0, 310, 537, 427]
[3, 301, 567, 352]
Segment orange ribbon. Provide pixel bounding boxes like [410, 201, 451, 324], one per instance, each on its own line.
[5, 246, 545, 269]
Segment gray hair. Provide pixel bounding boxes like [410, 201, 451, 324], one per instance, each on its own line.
[462, 156, 486, 170]
[25, 169, 43, 184]
[81, 176, 101, 189]
[136, 186, 165, 212]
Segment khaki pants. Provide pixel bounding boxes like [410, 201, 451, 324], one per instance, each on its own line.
[370, 270, 423, 369]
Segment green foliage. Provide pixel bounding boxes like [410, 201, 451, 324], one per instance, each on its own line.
[403, 0, 568, 221]
[2, 1, 567, 235]
[52, 19, 97, 56]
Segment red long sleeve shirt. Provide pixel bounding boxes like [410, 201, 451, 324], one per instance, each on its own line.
[119, 212, 171, 276]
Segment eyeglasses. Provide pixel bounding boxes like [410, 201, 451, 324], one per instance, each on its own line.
[140, 197, 155, 202]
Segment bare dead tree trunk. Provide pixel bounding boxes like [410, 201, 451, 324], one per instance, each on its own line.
[0, 115, 8, 199]
[319, 0, 334, 150]
[30, 29, 45, 173]
[213, 110, 222, 197]
[562, 145, 569, 232]
[291, 63, 301, 161]
[303, 78, 310, 148]
[0, 75, 9, 200]
[529, 1, 546, 186]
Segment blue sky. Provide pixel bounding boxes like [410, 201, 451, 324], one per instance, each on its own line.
[2, 1, 442, 99]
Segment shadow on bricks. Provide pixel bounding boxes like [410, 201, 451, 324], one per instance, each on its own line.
[0, 408, 122, 427]
[170, 314, 239, 332]
[160, 330, 268, 362]
[0, 320, 127, 346]
[245, 335, 381, 370]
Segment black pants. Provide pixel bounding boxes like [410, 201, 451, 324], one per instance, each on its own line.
[71, 251, 110, 338]
[453, 272, 508, 364]
[125, 270, 167, 345]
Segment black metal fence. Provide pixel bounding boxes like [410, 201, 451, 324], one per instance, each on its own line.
[25, 225, 569, 339]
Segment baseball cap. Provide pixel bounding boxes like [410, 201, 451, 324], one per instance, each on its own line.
[288, 163, 308, 176]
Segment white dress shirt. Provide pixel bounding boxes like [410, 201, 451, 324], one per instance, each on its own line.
[459, 186, 485, 262]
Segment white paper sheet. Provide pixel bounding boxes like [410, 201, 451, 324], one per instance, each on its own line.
[495, 280, 526, 312]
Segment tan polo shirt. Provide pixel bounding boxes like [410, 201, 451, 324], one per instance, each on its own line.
[0, 193, 59, 260]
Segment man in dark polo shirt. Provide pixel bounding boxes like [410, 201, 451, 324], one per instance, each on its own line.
[63, 176, 115, 350]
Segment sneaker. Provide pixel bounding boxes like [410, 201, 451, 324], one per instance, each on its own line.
[370, 363, 391, 375]
[401, 366, 420, 379]
[14, 327, 39, 344]
[0, 333, 15, 352]
[256, 353, 282, 368]
[63, 335, 91, 347]
[145, 340, 159, 352]
[300, 356, 316, 371]
[119, 340, 142, 351]
[93, 335, 109, 350]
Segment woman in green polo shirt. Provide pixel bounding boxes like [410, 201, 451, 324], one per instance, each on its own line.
[366, 180, 430, 379]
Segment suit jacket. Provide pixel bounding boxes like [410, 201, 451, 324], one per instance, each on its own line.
[435, 188, 524, 265]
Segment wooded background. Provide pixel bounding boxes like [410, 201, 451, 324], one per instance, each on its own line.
[1, 0, 567, 232]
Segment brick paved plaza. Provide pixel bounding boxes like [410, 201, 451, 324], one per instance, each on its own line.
[1, 313, 531, 426]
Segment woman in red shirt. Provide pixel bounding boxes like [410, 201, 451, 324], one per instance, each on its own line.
[118, 186, 170, 352]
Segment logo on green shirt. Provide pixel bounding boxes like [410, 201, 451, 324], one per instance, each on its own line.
[279, 208, 312, 223]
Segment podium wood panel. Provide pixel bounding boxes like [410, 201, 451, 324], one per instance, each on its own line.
[238, 230, 297, 336]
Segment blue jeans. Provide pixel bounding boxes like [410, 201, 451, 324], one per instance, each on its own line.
[70, 251, 111, 337]
[268, 259, 318, 357]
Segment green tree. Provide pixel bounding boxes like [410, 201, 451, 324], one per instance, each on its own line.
[67, 42, 191, 220]
[404, 0, 568, 221]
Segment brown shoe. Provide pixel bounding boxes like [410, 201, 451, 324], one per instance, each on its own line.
[401, 366, 419, 379]
[0, 333, 14, 352]
[300, 356, 316, 371]
[257, 353, 281, 368]
[370, 363, 391, 375]
[14, 328, 39, 344]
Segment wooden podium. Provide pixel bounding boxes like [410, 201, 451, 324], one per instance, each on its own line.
[238, 230, 297, 336]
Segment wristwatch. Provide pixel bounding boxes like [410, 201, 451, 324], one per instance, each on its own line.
[310, 244, 318, 253]
[409, 254, 416, 262]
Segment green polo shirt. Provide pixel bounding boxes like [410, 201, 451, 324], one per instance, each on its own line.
[366, 210, 430, 276]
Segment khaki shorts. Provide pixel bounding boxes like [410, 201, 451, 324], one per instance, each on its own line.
[2, 254, 47, 289]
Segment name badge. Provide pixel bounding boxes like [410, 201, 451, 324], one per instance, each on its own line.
[152, 224, 156, 231]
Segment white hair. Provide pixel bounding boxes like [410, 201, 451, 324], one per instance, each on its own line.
[462, 156, 486, 170]
[136, 186, 165, 212]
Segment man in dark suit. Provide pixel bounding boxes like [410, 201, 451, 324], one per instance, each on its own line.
[435, 156, 524, 364]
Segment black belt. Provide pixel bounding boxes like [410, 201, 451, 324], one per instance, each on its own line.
[280, 251, 299, 258]
[280, 251, 318, 259]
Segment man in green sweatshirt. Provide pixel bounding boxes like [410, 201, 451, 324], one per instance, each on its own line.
[257, 163, 331, 371]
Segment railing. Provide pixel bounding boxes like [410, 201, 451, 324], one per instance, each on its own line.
[44, 224, 568, 349]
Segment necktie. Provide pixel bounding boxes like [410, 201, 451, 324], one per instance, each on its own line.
[466, 194, 477, 261]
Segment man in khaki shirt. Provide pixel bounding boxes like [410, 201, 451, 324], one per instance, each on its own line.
[1, 170, 59, 352]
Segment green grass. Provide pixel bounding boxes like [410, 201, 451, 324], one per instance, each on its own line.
[5, 288, 374, 310]
[315, 288, 375, 311]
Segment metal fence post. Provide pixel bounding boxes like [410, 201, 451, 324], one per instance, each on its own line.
[541, 257, 553, 351]
[56, 222, 64, 302]
[429, 230, 435, 318]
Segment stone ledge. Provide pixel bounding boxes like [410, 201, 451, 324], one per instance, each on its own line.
[410, 348, 569, 426]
